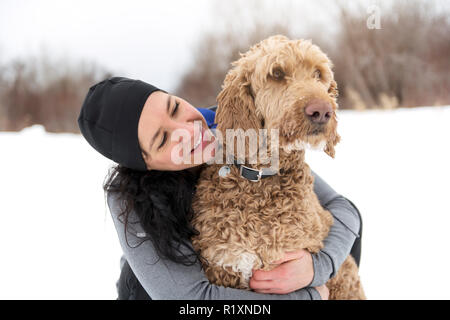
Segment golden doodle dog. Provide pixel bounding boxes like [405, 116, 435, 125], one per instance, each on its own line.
[191, 35, 365, 300]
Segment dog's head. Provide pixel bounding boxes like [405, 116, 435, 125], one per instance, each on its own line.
[216, 35, 340, 158]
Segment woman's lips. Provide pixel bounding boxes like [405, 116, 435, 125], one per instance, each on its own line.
[192, 129, 203, 152]
[191, 128, 215, 154]
[191, 128, 204, 153]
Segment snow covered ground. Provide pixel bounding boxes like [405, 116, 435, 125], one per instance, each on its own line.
[0, 106, 449, 299]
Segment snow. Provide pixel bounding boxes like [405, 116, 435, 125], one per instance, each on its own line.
[1, 106, 449, 299]
[0, 125, 119, 299]
[306, 106, 450, 300]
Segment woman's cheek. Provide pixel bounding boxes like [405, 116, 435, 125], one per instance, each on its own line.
[167, 142, 187, 167]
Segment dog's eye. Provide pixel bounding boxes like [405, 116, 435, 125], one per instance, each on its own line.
[271, 68, 285, 81]
[314, 69, 321, 80]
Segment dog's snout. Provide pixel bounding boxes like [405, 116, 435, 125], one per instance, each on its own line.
[304, 99, 333, 124]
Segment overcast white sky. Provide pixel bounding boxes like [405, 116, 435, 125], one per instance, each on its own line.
[0, 0, 342, 91]
[1, 0, 447, 91]
[0, 0, 215, 91]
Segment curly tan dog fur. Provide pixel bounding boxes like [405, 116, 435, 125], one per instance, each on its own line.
[191, 35, 365, 300]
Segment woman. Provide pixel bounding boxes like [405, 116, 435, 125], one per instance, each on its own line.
[78, 77, 362, 300]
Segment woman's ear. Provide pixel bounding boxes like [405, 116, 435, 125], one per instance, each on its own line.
[141, 152, 152, 170]
[215, 69, 261, 133]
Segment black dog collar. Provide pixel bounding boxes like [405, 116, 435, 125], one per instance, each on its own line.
[232, 159, 278, 182]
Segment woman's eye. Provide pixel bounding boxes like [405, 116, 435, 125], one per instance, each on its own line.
[158, 132, 167, 149]
[172, 101, 179, 116]
[314, 69, 321, 80]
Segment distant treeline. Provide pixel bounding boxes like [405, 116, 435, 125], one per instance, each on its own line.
[0, 0, 449, 133]
[176, 0, 450, 111]
[0, 56, 111, 132]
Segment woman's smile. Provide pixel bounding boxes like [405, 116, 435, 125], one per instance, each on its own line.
[192, 128, 203, 152]
[138, 91, 216, 171]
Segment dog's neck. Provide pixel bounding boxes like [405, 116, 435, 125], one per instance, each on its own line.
[279, 149, 307, 171]
[215, 131, 310, 181]
[222, 148, 307, 177]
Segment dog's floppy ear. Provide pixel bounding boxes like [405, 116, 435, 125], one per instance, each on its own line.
[328, 79, 339, 99]
[215, 68, 261, 132]
[324, 132, 340, 158]
[325, 79, 340, 158]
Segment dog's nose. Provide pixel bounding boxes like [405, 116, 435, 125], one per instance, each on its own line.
[304, 99, 333, 124]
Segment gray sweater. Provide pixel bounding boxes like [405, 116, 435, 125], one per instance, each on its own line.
[107, 171, 360, 300]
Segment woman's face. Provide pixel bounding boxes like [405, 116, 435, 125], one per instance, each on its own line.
[138, 91, 216, 171]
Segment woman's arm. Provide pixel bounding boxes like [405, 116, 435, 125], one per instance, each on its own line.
[107, 192, 322, 300]
[309, 170, 361, 286]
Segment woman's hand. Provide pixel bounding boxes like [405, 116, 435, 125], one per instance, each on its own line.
[249, 249, 314, 294]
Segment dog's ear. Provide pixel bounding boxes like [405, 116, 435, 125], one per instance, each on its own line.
[328, 79, 339, 99]
[325, 76, 340, 158]
[325, 79, 340, 158]
[324, 129, 340, 158]
[215, 69, 261, 132]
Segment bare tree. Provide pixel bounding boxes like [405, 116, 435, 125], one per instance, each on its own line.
[0, 55, 111, 132]
[175, 0, 450, 110]
[332, 0, 450, 109]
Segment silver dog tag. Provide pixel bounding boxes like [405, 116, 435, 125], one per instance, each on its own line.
[218, 166, 231, 178]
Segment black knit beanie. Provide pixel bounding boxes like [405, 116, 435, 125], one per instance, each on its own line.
[78, 77, 163, 171]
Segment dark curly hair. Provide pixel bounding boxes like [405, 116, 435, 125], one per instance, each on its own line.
[104, 165, 202, 266]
